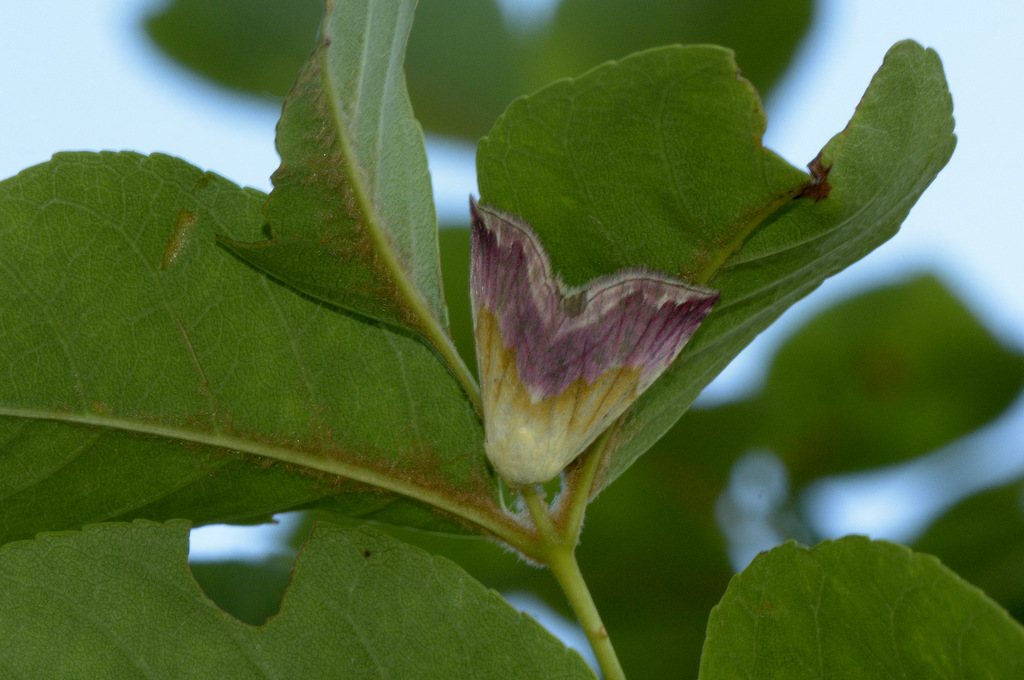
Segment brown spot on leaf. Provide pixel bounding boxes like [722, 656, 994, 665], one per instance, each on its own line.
[798, 153, 833, 202]
[161, 209, 198, 269]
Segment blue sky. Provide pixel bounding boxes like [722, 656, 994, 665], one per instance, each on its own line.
[2, 0, 1023, 555]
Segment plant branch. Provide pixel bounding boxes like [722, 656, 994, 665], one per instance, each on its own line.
[521, 485, 559, 545]
[559, 426, 615, 540]
[547, 546, 626, 680]
[522, 484, 626, 680]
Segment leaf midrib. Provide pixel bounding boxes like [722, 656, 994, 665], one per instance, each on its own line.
[0, 405, 528, 549]
[318, 13, 482, 415]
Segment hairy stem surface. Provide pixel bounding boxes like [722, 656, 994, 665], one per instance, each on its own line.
[522, 485, 626, 680]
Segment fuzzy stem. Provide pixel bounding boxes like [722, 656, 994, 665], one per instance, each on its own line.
[560, 427, 614, 540]
[522, 485, 626, 680]
[546, 546, 626, 680]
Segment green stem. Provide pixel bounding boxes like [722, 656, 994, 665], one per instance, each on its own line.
[560, 427, 614, 540]
[547, 546, 626, 680]
[521, 486, 560, 545]
[522, 485, 626, 680]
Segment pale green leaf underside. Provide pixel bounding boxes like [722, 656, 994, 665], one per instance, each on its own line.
[0, 520, 596, 679]
[0, 152, 493, 544]
[699, 537, 1024, 678]
[478, 41, 955, 491]
[228, 0, 447, 335]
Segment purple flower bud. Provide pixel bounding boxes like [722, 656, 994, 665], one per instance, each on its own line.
[470, 199, 719, 486]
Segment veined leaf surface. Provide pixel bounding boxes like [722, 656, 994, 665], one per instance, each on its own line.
[699, 537, 1024, 678]
[0, 152, 499, 545]
[0, 520, 596, 679]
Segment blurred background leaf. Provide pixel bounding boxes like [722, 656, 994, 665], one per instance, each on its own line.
[914, 476, 1024, 622]
[146, 0, 323, 99]
[145, 0, 814, 140]
[189, 554, 295, 625]
[757, 274, 1024, 485]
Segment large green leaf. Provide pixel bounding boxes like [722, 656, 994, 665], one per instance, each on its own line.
[479, 44, 809, 285]
[219, 0, 451, 344]
[477, 40, 956, 492]
[699, 537, 1024, 677]
[0, 520, 596, 678]
[0, 152, 498, 544]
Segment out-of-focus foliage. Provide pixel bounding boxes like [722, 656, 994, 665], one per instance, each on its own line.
[648, 274, 1024, 492]
[915, 476, 1024, 622]
[762, 275, 1024, 484]
[145, 0, 814, 139]
[146, 0, 323, 99]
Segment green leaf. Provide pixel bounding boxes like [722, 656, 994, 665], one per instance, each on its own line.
[144, 0, 323, 98]
[699, 537, 1024, 678]
[758, 274, 1024, 484]
[0, 152, 499, 544]
[478, 40, 956, 492]
[915, 478, 1024, 622]
[219, 0, 451, 345]
[0, 520, 596, 678]
[479, 44, 809, 286]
